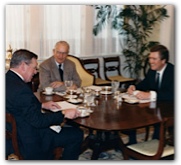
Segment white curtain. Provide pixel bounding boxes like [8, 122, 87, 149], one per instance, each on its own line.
[93, 5, 124, 56]
[6, 5, 122, 60]
[6, 5, 30, 51]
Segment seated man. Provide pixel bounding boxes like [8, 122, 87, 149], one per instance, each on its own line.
[38, 41, 81, 92]
[126, 44, 174, 144]
[6, 49, 83, 160]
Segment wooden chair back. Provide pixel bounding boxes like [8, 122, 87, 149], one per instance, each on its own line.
[27, 72, 40, 92]
[81, 58, 101, 78]
[81, 58, 111, 86]
[6, 113, 23, 160]
[103, 56, 136, 87]
[103, 56, 121, 80]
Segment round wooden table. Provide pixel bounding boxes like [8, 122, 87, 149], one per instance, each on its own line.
[35, 92, 174, 159]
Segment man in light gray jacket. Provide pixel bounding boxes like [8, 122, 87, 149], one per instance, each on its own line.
[39, 41, 81, 92]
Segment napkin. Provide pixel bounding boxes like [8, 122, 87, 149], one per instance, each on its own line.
[121, 92, 151, 104]
[50, 125, 62, 133]
[53, 101, 77, 112]
[86, 85, 102, 91]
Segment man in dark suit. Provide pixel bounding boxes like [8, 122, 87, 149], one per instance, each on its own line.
[38, 41, 81, 92]
[126, 45, 174, 144]
[128, 45, 174, 101]
[6, 49, 83, 160]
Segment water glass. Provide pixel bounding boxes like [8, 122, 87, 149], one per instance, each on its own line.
[64, 80, 73, 93]
[111, 80, 119, 93]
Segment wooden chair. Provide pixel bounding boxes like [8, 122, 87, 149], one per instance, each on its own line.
[103, 56, 136, 87]
[121, 118, 174, 160]
[6, 113, 23, 160]
[67, 55, 94, 87]
[81, 58, 111, 86]
[6, 113, 63, 160]
[27, 72, 40, 92]
[31, 72, 40, 92]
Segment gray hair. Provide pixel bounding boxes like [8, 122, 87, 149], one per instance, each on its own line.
[10, 49, 38, 68]
[54, 41, 70, 51]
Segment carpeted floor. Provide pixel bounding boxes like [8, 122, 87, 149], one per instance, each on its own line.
[79, 129, 154, 160]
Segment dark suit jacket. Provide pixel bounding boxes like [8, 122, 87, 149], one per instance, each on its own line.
[6, 70, 64, 159]
[39, 56, 81, 92]
[136, 63, 174, 101]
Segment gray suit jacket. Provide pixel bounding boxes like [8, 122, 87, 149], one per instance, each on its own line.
[38, 56, 81, 92]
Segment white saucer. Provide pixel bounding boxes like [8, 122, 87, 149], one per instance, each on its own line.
[120, 93, 130, 99]
[67, 98, 83, 104]
[87, 109, 93, 113]
[100, 91, 112, 95]
[55, 92, 66, 96]
[124, 99, 139, 104]
[64, 95, 77, 99]
[79, 112, 90, 117]
[42, 91, 54, 95]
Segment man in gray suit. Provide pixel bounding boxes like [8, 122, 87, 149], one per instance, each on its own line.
[39, 41, 81, 92]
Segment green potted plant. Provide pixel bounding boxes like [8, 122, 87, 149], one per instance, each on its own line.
[93, 5, 169, 79]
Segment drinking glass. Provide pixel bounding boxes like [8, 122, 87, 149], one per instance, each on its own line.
[64, 80, 73, 93]
[85, 93, 95, 113]
[111, 80, 120, 93]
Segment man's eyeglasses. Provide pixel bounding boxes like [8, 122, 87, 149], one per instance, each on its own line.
[56, 51, 68, 55]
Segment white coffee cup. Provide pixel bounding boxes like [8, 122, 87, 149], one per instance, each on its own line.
[45, 87, 53, 94]
[77, 106, 89, 116]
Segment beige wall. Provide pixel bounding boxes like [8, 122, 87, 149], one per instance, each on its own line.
[147, 5, 174, 64]
[159, 5, 175, 64]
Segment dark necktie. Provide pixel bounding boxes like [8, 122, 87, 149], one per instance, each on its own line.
[59, 64, 64, 81]
[155, 72, 160, 91]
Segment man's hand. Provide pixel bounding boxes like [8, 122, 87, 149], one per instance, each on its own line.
[127, 85, 136, 95]
[135, 91, 150, 100]
[62, 109, 80, 119]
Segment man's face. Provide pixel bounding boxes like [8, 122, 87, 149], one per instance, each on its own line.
[23, 58, 38, 82]
[53, 43, 69, 64]
[148, 52, 166, 71]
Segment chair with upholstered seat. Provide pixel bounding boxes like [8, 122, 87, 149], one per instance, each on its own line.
[103, 56, 136, 87]
[121, 118, 174, 160]
[67, 55, 94, 87]
[6, 113, 63, 160]
[81, 58, 111, 86]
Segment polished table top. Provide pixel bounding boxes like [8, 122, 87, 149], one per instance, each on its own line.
[35, 92, 174, 132]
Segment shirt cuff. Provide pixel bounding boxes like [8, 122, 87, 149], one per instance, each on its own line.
[150, 91, 157, 101]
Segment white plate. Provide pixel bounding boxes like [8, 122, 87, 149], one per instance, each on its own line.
[124, 99, 139, 104]
[64, 95, 77, 99]
[100, 91, 112, 95]
[42, 91, 54, 95]
[79, 112, 90, 117]
[120, 93, 130, 99]
[55, 92, 66, 96]
[67, 98, 83, 104]
[77, 106, 93, 113]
